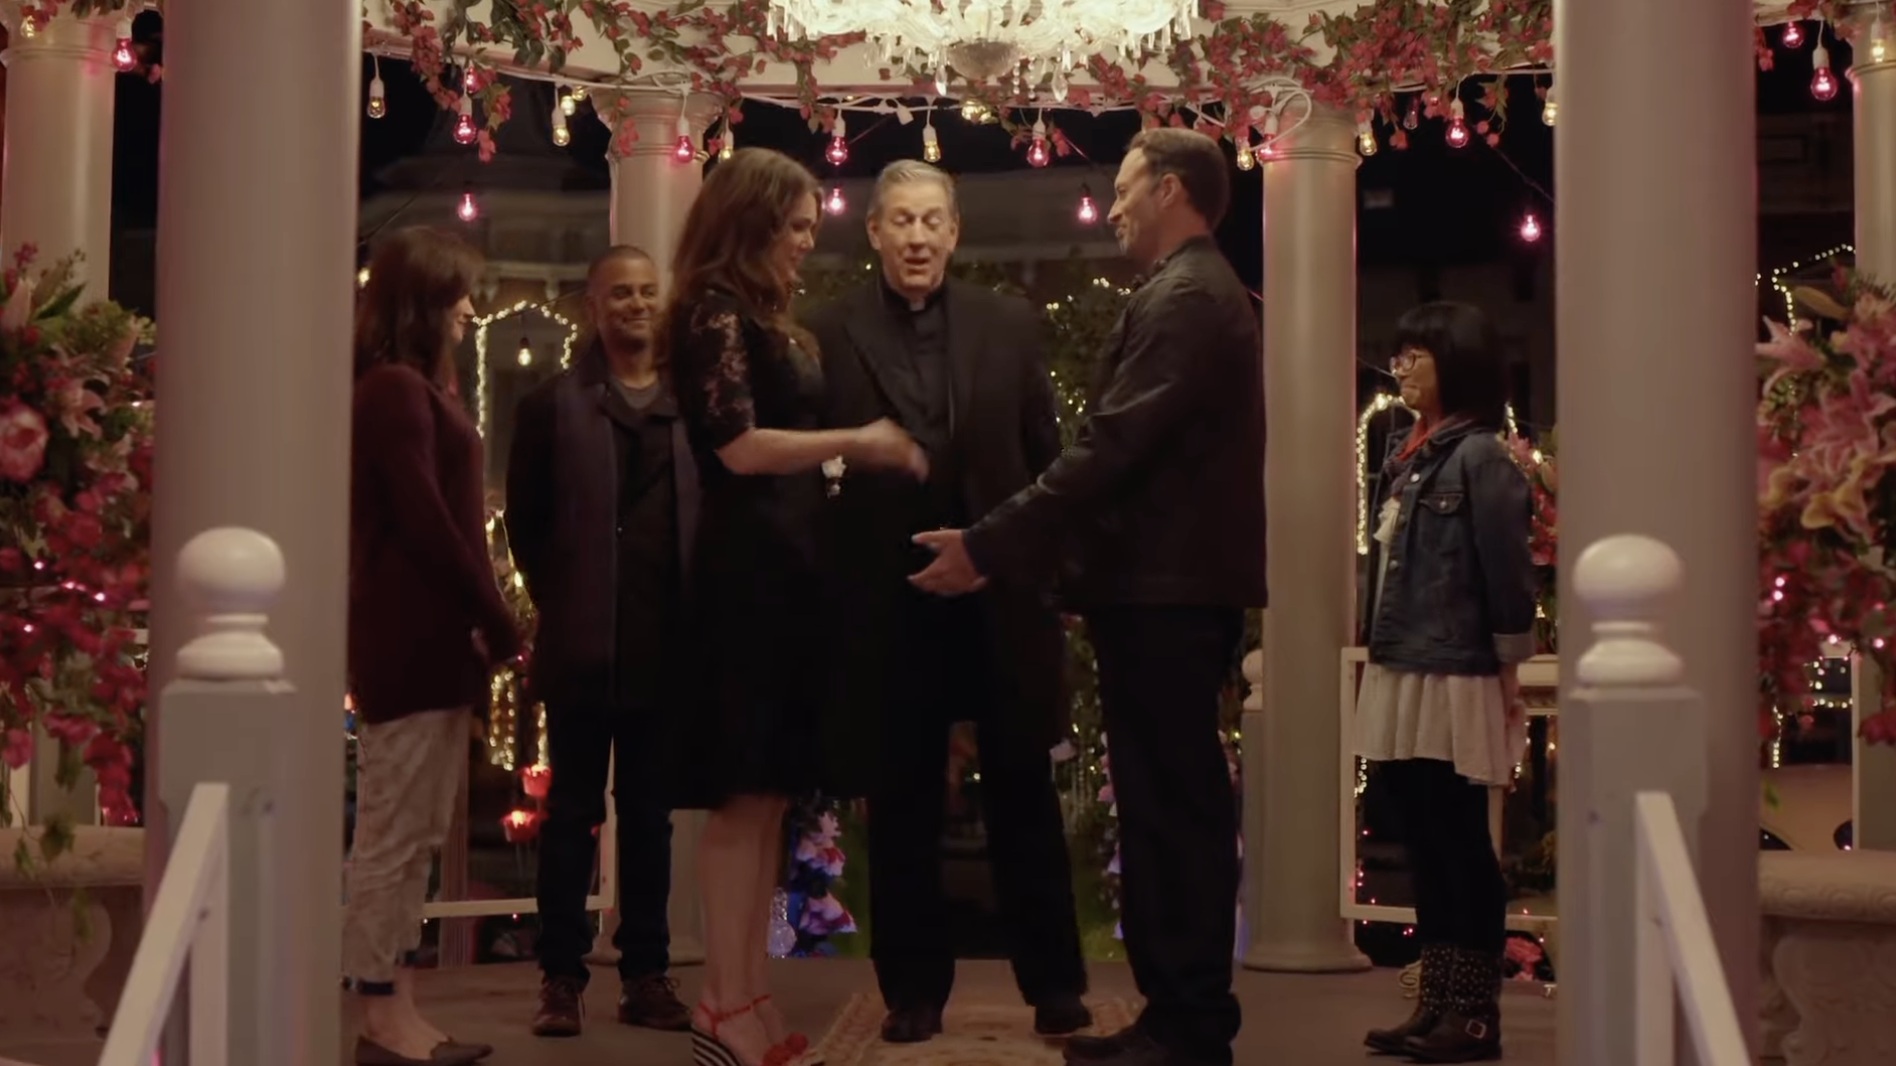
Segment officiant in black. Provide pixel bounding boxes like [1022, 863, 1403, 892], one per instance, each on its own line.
[809, 160, 1091, 1045]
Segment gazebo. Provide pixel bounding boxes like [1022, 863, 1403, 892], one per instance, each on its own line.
[2, 1, 1891, 1064]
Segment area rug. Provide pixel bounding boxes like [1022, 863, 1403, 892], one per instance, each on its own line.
[814, 994, 1140, 1066]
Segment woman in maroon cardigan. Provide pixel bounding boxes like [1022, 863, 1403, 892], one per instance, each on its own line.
[343, 226, 519, 1066]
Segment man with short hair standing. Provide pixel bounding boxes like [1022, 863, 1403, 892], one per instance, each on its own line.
[912, 130, 1266, 1066]
[505, 246, 695, 1038]
[810, 160, 1092, 1046]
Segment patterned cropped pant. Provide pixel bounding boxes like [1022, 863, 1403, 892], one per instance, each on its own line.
[342, 708, 468, 993]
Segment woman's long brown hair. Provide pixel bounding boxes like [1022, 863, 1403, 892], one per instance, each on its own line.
[662, 148, 820, 352]
[353, 226, 485, 386]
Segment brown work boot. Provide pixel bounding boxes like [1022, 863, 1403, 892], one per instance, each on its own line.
[619, 972, 692, 1031]
[531, 975, 585, 1037]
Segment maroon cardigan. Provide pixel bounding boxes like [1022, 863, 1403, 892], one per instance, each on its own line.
[349, 364, 520, 724]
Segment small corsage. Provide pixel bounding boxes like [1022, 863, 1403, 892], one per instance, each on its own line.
[822, 455, 846, 497]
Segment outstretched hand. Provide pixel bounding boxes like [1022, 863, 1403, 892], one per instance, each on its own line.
[909, 529, 988, 597]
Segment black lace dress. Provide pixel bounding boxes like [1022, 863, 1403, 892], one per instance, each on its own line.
[661, 287, 838, 808]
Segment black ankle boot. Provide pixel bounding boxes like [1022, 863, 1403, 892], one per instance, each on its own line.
[1403, 948, 1503, 1063]
[1364, 944, 1451, 1054]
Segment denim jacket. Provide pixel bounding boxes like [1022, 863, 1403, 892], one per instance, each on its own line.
[1360, 419, 1537, 676]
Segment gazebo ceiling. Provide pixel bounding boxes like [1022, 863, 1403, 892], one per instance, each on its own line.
[352, 1, 1833, 154]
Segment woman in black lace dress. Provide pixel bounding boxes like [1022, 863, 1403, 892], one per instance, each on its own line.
[662, 147, 926, 1066]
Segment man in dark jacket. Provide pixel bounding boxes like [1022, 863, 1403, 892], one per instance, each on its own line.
[809, 160, 1091, 1045]
[504, 246, 697, 1038]
[913, 130, 1266, 1066]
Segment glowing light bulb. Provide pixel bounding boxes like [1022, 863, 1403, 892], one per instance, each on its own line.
[1077, 186, 1099, 224]
[1519, 213, 1542, 243]
[367, 76, 388, 120]
[457, 191, 479, 223]
[1027, 136, 1050, 168]
[1874, 20, 1889, 65]
[1357, 122, 1378, 157]
[1782, 21, 1805, 49]
[672, 108, 696, 163]
[1235, 130, 1255, 171]
[1812, 45, 1839, 101]
[1445, 101, 1470, 149]
[827, 115, 849, 166]
[719, 129, 735, 161]
[560, 88, 578, 117]
[961, 99, 988, 123]
[551, 102, 570, 147]
[516, 338, 533, 367]
[935, 68, 949, 97]
[357, 267, 371, 288]
[922, 124, 941, 163]
[454, 98, 478, 146]
[825, 187, 847, 215]
[1541, 85, 1558, 127]
[464, 66, 479, 93]
[1261, 114, 1279, 159]
[1403, 96, 1420, 131]
[112, 22, 135, 72]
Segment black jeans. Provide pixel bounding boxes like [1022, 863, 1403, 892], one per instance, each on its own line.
[1379, 758, 1507, 955]
[536, 695, 674, 984]
[868, 591, 1087, 1012]
[1085, 604, 1242, 1066]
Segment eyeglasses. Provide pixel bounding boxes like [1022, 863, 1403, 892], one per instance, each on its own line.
[1390, 348, 1430, 373]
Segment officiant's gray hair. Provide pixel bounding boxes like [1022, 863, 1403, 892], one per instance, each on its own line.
[869, 160, 959, 219]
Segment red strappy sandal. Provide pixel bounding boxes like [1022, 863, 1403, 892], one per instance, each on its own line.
[691, 1000, 802, 1066]
[751, 994, 821, 1064]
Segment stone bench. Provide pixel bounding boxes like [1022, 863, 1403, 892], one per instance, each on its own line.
[0, 827, 143, 1040]
[1760, 850, 1896, 1066]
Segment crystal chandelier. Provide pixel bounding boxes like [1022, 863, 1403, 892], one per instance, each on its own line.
[768, 0, 1196, 92]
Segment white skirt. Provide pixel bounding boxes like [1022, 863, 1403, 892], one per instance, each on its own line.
[1352, 663, 1525, 787]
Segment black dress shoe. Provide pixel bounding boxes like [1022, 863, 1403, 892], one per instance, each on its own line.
[880, 1004, 944, 1043]
[1035, 996, 1094, 1036]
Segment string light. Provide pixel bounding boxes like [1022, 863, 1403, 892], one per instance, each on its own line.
[1874, 18, 1889, 65]
[1782, 21, 1805, 49]
[961, 99, 991, 123]
[463, 65, 479, 94]
[673, 104, 697, 163]
[922, 121, 941, 163]
[551, 99, 570, 146]
[719, 122, 736, 161]
[1403, 95, 1421, 130]
[454, 95, 479, 145]
[1235, 128, 1255, 171]
[367, 75, 388, 119]
[1541, 82, 1557, 127]
[1445, 99, 1470, 148]
[516, 338, 533, 367]
[559, 83, 578, 117]
[1520, 212, 1543, 243]
[356, 267, 371, 288]
[456, 189, 479, 223]
[1357, 121, 1378, 157]
[827, 114, 850, 166]
[1027, 117, 1051, 168]
[824, 186, 847, 215]
[1758, 243, 1854, 322]
[1077, 184, 1099, 224]
[1812, 42, 1839, 101]
[1261, 113, 1280, 159]
[474, 301, 581, 438]
[570, 86, 588, 104]
[112, 20, 135, 72]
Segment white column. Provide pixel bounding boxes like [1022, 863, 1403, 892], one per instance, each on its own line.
[591, 89, 720, 966]
[1246, 104, 1370, 974]
[1555, 0, 1759, 1061]
[0, 9, 115, 289]
[146, 3, 359, 1065]
[1851, 24, 1896, 853]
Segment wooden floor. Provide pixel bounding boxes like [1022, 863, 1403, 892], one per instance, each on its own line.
[0, 958, 1557, 1065]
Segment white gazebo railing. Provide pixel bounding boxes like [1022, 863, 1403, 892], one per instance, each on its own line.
[97, 781, 230, 1066]
[1633, 790, 1749, 1066]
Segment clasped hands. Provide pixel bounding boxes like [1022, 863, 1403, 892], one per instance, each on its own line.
[849, 419, 987, 597]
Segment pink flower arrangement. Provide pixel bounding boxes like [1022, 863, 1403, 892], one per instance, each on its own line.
[0, 246, 153, 839]
[1757, 272, 1896, 743]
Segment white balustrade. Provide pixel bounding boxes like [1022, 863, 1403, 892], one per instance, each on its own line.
[1633, 791, 1750, 1066]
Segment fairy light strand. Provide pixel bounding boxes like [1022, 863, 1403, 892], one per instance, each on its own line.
[473, 300, 580, 438]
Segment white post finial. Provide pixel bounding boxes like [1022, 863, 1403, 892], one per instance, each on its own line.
[1573, 533, 1685, 687]
[175, 527, 287, 681]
